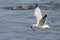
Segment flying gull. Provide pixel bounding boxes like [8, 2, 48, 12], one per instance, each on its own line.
[31, 4, 50, 29]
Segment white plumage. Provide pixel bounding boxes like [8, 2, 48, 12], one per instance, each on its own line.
[31, 4, 50, 29]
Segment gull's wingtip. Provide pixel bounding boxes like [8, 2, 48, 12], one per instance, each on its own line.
[35, 4, 39, 8]
[44, 14, 47, 17]
[42, 14, 47, 19]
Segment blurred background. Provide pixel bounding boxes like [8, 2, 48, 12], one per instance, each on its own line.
[0, 0, 60, 40]
[0, 0, 60, 10]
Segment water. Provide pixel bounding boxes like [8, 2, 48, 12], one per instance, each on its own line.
[0, 0, 60, 40]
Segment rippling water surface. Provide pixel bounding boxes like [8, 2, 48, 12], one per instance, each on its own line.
[0, 0, 60, 40]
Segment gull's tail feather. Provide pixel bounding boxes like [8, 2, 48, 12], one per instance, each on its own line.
[39, 14, 47, 26]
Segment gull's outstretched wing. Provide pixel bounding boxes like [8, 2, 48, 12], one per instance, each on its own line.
[34, 5, 42, 23]
[39, 15, 47, 26]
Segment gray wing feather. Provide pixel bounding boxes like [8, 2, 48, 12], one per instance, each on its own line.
[39, 14, 47, 26]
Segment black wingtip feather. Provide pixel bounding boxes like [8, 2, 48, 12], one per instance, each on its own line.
[35, 4, 38, 8]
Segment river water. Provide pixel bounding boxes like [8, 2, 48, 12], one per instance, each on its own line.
[0, 0, 60, 40]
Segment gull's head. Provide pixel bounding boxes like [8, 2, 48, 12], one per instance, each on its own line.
[35, 4, 39, 8]
[31, 24, 36, 29]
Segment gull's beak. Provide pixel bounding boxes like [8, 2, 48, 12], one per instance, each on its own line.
[31, 26, 35, 31]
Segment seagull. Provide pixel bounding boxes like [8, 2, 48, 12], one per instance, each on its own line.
[31, 4, 50, 29]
